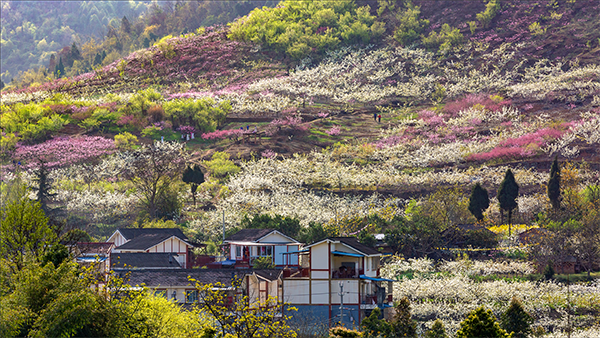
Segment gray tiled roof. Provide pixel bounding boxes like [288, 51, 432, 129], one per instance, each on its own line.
[329, 237, 380, 255]
[224, 228, 276, 242]
[123, 269, 281, 287]
[116, 233, 177, 250]
[118, 228, 188, 241]
[111, 253, 182, 269]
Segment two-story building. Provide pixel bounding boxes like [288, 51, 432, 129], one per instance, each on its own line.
[282, 237, 394, 328]
[107, 228, 195, 268]
[222, 229, 302, 268]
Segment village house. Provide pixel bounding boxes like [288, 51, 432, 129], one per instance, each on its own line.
[221, 228, 302, 268]
[282, 237, 394, 329]
[107, 228, 195, 268]
[122, 268, 283, 309]
[75, 228, 391, 328]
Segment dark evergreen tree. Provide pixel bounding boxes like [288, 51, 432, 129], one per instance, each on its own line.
[392, 297, 417, 338]
[425, 319, 449, 338]
[182, 164, 204, 206]
[548, 156, 561, 212]
[498, 169, 519, 234]
[501, 297, 533, 338]
[0, 79, 4, 90]
[31, 160, 56, 212]
[468, 183, 490, 221]
[70, 42, 81, 61]
[54, 57, 65, 78]
[456, 307, 508, 338]
[121, 16, 131, 33]
[93, 52, 103, 66]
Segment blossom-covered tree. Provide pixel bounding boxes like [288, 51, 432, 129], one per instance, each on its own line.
[121, 141, 187, 219]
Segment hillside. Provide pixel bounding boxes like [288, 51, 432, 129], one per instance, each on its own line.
[2, 1, 600, 337]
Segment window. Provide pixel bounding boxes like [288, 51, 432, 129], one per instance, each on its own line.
[154, 289, 167, 298]
[236, 246, 241, 257]
[186, 290, 198, 303]
[258, 246, 273, 256]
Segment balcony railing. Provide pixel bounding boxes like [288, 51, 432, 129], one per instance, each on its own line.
[332, 268, 364, 278]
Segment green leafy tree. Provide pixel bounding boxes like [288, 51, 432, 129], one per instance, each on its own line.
[385, 215, 447, 258]
[392, 297, 417, 337]
[241, 213, 302, 239]
[41, 243, 70, 268]
[425, 319, 448, 338]
[456, 307, 508, 338]
[358, 229, 377, 248]
[182, 164, 205, 206]
[0, 179, 55, 272]
[501, 297, 533, 338]
[468, 183, 490, 221]
[298, 222, 329, 244]
[498, 169, 519, 233]
[548, 157, 561, 212]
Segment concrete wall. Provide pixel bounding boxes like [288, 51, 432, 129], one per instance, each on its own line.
[283, 279, 310, 304]
[331, 280, 359, 304]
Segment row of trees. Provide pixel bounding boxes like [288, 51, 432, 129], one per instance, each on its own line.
[356, 296, 533, 338]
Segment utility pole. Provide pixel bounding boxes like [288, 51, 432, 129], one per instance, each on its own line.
[339, 281, 344, 327]
[222, 209, 225, 243]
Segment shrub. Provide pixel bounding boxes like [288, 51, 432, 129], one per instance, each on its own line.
[253, 256, 275, 269]
[425, 319, 448, 338]
[476, 0, 501, 28]
[163, 98, 230, 132]
[114, 132, 138, 150]
[203, 151, 240, 180]
[422, 24, 464, 53]
[529, 22, 546, 36]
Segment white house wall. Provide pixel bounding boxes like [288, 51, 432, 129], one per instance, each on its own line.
[258, 232, 295, 243]
[310, 243, 329, 271]
[107, 232, 128, 247]
[283, 279, 310, 304]
[331, 281, 359, 304]
[311, 280, 330, 304]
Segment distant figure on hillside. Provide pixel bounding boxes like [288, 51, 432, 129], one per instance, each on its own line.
[378, 114, 381, 123]
[373, 112, 377, 121]
[253, 126, 257, 133]
[247, 125, 250, 131]
[240, 127, 244, 131]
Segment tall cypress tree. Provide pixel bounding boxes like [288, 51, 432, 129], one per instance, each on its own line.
[468, 183, 490, 222]
[548, 156, 561, 212]
[54, 57, 65, 78]
[498, 169, 519, 235]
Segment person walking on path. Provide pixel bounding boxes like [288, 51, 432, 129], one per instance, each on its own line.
[373, 112, 377, 121]
[378, 114, 381, 123]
